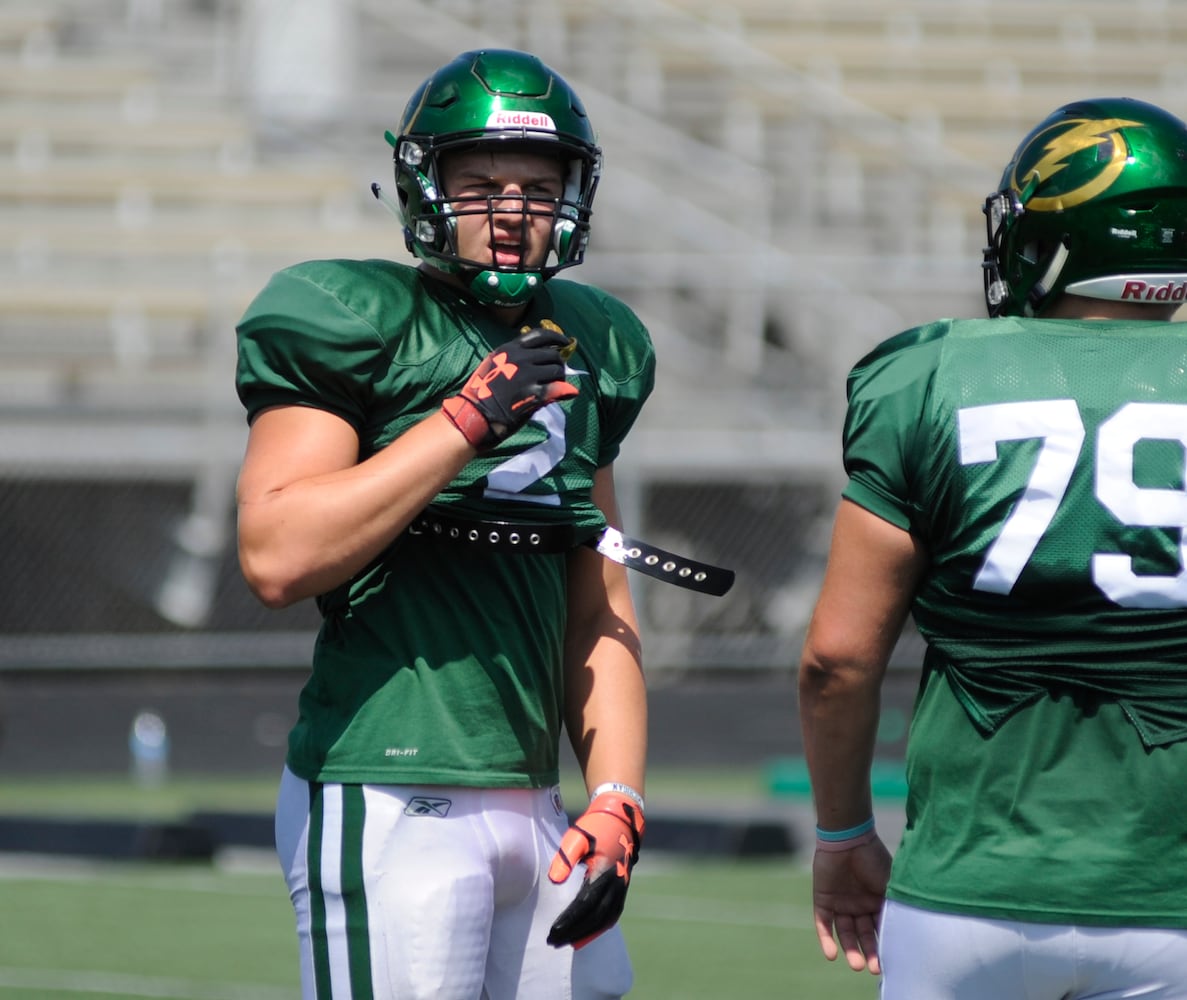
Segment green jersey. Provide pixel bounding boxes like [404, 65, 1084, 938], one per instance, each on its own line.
[236, 259, 655, 787]
[843, 316, 1187, 927]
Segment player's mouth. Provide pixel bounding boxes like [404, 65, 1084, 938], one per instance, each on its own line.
[492, 242, 523, 267]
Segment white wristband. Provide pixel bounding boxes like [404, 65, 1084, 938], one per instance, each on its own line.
[590, 781, 645, 815]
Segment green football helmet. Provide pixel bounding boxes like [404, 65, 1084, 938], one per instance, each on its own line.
[372, 49, 602, 307]
[982, 97, 1187, 317]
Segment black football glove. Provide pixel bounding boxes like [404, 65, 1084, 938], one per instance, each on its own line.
[546, 791, 645, 949]
[442, 320, 578, 452]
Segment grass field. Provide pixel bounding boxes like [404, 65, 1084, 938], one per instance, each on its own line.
[0, 772, 885, 1000]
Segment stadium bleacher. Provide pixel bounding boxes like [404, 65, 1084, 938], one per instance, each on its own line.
[3, 0, 1184, 675]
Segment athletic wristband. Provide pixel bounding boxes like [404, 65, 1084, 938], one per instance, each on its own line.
[815, 817, 876, 853]
[590, 782, 645, 815]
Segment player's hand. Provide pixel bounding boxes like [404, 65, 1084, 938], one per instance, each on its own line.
[442, 320, 578, 452]
[546, 791, 644, 949]
[811, 835, 891, 975]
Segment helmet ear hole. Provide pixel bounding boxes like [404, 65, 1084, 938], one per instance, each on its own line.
[553, 218, 576, 261]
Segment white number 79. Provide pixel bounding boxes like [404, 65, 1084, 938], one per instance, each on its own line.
[958, 399, 1187, 608]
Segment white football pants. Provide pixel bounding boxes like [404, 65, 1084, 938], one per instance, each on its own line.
[880, 899, 1187, 1000]
[275, 767, 633, 1000]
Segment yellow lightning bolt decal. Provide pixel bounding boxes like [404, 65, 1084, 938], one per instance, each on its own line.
[1012, 117, 1143, 211]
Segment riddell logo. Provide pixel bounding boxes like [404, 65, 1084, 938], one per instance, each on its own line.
[1121, 279, 1187, 302]
[486, 110, 557, 131]
[1067, 274, 1187, 301]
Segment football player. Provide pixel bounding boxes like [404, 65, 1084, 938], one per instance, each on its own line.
[236, 49, 650, 999]
[799, 96, 1187, 998]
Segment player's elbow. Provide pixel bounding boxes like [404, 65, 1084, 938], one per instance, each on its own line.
[798, 649, 837, 702]
[238, 546, 305, 610]
[250, 582, 299, 611]
[798, 642, 883, 702]
[242, 572, 299, 611]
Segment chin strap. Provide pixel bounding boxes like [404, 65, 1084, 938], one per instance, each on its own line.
[1025, 238, 1071, 316]
[372, 181, 401, 219]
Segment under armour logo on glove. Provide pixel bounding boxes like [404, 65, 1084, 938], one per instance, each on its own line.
[460, 353, 519, 403]
[442, 320, 578, 452]
[546, 790, 644, 949]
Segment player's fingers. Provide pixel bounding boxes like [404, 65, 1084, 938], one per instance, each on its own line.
[856, 912, 881, 976]
[541, 380, 579, 404]
[547, 827, 592, 883]
[832, 914, 869, 972]
[813, 910, 840, 962]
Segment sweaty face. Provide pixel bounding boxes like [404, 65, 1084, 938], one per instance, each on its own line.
[438, 148, 566, 272]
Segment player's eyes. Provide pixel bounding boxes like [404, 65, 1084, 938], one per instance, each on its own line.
[450, 180, 560, 198]
[450, 184, 497, 199]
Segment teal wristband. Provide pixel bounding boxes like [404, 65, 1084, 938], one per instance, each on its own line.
[815, 817, 875, 842]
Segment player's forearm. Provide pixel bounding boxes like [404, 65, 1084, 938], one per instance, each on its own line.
[239, 411, 473, 607]
[566, 645, 648, 796]
[798, 500, 924, 828]
[560, 464, 647, 790]
[798, 650, 882, 830]
[563, 556, 647, 793]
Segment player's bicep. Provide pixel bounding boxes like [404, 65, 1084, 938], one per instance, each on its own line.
[236, 404, 361, 504]
[565, 465, 641, 660]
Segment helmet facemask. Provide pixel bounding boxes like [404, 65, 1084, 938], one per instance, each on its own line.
[390, 131, 599, 306]
[374, 50, 603, 307]
[982, 174, 1070, 318]
[982, 184, 1028, 317]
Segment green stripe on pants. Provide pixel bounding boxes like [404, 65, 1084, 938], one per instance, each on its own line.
[308, 783, 374, 998]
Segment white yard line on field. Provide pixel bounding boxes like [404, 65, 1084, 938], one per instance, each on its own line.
[0, 966, 297, 1000]
[0, 852, 280, 896]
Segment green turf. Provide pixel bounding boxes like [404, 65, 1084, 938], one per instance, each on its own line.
[623, 858, 882, 999]
[0, 855, 879, 1000]
[0, 859, 298, 998]
[0, 773, 883, 998]
[0, 765, 785, 820]
[0, 773, 283, 819]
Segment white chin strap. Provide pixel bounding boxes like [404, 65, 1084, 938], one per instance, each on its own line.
[1025, 242, 1070, 316]
[371, 182, 401, 219]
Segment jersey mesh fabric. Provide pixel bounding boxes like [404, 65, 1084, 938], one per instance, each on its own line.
[842, 316, 1187, 927]
[235, 260, 655, 787]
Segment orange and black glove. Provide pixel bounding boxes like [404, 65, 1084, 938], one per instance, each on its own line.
[442, 320, 578, 452]
[546, 789, 645, 949]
